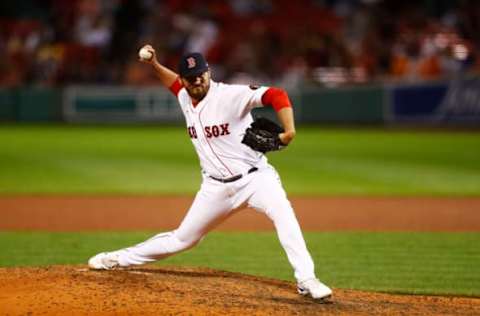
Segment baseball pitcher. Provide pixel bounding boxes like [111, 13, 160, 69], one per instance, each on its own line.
[88, 45, 332, 300]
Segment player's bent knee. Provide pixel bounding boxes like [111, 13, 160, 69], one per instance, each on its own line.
[170, 232, 202, 253]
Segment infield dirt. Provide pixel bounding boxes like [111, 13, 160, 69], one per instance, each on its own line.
[1, 196, 480, 231]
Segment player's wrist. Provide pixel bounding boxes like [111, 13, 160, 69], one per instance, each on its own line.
[284, 129, 296, 138]
[152, 59, 162, 69]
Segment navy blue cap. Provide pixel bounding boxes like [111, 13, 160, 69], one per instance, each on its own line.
[178, 52, 209, 77]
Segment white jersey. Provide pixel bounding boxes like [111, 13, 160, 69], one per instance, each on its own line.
[176, 80, 270, 179]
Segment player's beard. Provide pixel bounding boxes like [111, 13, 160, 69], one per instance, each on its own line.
[187, 81, 210, 101]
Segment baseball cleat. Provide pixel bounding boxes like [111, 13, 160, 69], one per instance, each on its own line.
[88, 252, 121, 270]
[297, 278, 332, 300]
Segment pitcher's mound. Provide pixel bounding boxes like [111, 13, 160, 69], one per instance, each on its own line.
[0, 265, 478, 315]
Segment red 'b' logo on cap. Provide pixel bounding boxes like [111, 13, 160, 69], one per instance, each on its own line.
[187, 57, 196, 69]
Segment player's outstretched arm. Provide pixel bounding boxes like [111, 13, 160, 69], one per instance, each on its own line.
[138, 44, 178, 89]
[277, 107, 296, 145]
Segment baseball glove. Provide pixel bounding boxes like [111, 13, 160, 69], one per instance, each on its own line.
[241, 117, 286, 153]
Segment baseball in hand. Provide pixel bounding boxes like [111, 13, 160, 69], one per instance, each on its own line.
[139, 47, 153, 60]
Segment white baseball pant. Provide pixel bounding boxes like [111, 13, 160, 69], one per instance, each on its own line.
[114, 165, 316, 282]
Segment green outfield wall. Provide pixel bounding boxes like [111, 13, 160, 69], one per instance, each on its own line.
[0, 88, 16, 121]
[299, 86, 384, 123]
[0, 87, 61, 122]
[1, 77, 479, 124]
[0, 85, 384, 124]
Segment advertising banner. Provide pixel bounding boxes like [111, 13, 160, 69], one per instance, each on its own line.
[389, 76, 480, 124]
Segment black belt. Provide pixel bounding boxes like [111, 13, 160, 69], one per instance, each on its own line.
[210, 167, 258, 183]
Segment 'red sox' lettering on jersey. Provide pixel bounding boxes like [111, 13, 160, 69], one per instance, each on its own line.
[187, 126, 197, 139]
[188, 123, 230, 139]
[204, 123, 230, 138]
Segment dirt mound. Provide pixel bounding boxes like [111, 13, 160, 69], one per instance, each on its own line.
[0, 266, 478, 315]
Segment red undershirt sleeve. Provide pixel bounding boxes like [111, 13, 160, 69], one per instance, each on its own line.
[261, 87, 292, 112]
[169, 78, 183, 96]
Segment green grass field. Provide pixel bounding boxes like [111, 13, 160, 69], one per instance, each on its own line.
[1, 124, 479, 297]
[0, 231, 478, 296]
[0, 124, 479, 195]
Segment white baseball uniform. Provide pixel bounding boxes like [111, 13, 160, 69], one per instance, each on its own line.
[112, 80, 316, 282]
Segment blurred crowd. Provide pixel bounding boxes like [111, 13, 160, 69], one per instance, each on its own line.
[1, 0, 480, 88]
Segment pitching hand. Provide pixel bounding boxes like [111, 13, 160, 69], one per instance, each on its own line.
[279, 130, 296, 145]
[138, 44, 157, 64]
